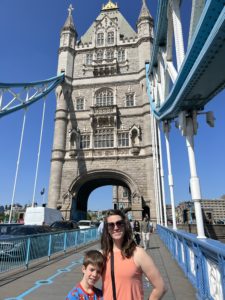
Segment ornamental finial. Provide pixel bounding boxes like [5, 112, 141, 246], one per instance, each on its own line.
[68, 4, 74, 16]
[102, 0, 118, 11]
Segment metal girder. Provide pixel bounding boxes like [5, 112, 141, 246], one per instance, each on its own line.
[0, 73, 64, 118]
[147, 0, 225, 121]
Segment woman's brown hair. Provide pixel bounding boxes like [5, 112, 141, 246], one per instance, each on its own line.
[100, 209, 136, 258]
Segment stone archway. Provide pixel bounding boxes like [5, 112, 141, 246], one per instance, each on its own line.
[63, 169, 142, 221]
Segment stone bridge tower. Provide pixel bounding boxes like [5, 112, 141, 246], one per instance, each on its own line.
[48, 0, 156, 221]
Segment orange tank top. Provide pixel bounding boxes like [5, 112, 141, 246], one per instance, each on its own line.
[102, 251, 143, 300]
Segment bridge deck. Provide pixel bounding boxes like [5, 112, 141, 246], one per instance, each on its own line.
[0, 234, 196, 300]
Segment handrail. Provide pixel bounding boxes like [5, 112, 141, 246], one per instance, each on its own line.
[157, 225, 225, 299]
[0, 228, 99, 274]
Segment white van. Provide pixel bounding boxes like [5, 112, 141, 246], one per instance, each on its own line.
[24, 207, 63, 226]
[78, 220, 94, 229]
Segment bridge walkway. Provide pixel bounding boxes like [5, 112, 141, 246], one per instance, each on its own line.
[0, 233, 196, 300]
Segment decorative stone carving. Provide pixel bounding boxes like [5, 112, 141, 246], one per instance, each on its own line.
[69, 128, 80, 155]
[131, 146, 140, 155]
[129, 125, 142, 155]
[132, 192, 141, 204]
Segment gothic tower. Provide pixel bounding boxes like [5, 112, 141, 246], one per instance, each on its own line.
[48, 0, 155, 221]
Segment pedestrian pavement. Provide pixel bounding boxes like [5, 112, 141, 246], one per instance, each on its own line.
[0, 234, 196, 300]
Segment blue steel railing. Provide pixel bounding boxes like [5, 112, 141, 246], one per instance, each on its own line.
[157, 225, 225, 300]
[0, 228, 99, 274]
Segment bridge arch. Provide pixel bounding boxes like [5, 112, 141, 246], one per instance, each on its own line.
[64, 169, 142, 221]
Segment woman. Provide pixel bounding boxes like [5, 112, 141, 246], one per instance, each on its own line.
[101, 209, 166, 300]
[133, 219, 141, 245]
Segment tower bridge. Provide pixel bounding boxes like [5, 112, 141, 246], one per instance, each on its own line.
[47, 0, 155, 222]
[0, 1, 225, 299]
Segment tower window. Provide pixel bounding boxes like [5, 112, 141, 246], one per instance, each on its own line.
[94, 129, 114, 148]
[118, 49, 125, 62]
[118, 132, 129, 147]
[97, 33, 104, 46]
[96, 89, 113, 106]
[86, 53, 93, 65]
[126, 93, 134, 107]
[80, 135, 90, 149]
[96, 51, 103, 61]
[107, 31, 114, 44]
[106, 50, 114, 60]
[76, 98, 84, 110]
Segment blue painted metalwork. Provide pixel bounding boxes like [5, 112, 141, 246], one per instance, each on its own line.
[0, 228, 99, 274]
[48, 234, 52, 260]
[0, 73, 64, 118]
[157, 225, 225, 299]
[147, 0, 225, 120]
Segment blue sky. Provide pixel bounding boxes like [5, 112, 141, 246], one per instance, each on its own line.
[0, 0, 224, 212]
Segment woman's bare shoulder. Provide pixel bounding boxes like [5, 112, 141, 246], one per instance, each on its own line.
[133, 246, 149, 266]
[134, 246, 146, 256]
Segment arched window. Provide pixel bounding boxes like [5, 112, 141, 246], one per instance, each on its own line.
[96, 89, 113, 106]
[97, 32, 104, 46]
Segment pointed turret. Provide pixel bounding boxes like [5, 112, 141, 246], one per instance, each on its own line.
[62, 4, 77, 34]
[138, 0, 152, 23]
[137, 0, 153, 70]
[58, 4, 77, 76]
[137, 0, 153, 38]
[61, 4, 77, 39]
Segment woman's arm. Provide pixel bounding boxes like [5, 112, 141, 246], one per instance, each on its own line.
[134, 248, 166, 300]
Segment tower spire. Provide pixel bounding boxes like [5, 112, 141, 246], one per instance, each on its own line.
[68, 4, 74, 16]
[63, 3, 76, 32]
[138, 0, 152, 22]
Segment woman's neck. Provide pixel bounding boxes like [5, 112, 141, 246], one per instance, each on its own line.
[113, 239, 122, 251]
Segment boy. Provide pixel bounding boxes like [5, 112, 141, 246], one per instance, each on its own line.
[65, 250, 105, 300]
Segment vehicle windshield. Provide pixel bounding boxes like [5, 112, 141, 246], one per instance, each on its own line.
[51, 222, 70, 228]
[0, 225, 22, 235]
[78, 221, 91, 226]
[9, 226, 52, 236]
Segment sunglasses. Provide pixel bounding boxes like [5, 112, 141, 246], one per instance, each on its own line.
[107, 220, 125, 230]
